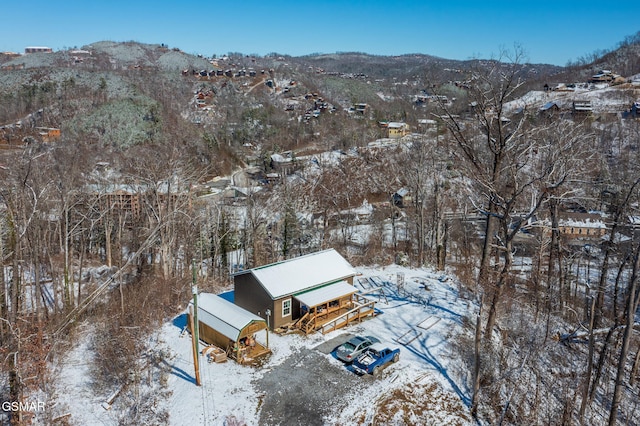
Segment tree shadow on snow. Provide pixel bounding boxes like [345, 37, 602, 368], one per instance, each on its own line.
[405, 342, 471, 407]
[380, 312, 471, 408]
[424, 302, 464, 325]
[160, 358, 197, 385]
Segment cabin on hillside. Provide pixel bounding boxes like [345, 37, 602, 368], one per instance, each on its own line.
[572, 100, 593, 115]
[557, 212, 607, 239]
[386, 122, 409, 139]
[540, 101, 560, 114]
[37, 127, 61, 142]
[233, 249, 376, 334]
[350, 103, 368, 115]
[392, 188, 412, 208]
[417, 118, 438, 132]
[24, 46, 52, 54]
[270, 152, 301, 175]
[591, 70, 620, 83]
[90, 185, 143, 217]
[539, 101, 562, 120]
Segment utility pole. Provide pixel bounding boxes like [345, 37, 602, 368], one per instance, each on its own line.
[265, 309, 271, 348]
[190, 260, 201, 386]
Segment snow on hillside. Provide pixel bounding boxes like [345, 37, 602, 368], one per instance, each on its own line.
[49, 264, 477, 425]
[506, 83, 634, 115]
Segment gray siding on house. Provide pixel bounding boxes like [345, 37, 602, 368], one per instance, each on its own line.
[235, 273, 306, 330]
[234, 273, 275, 326]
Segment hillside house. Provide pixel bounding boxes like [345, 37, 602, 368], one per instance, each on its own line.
[572, 100, 593, 115]
[233, 249, 376, 334]
[24, 46, 52, 54]
[540, 101, 560, 114]
[37, 127, 61, 142]
[417, 119, 438, 132]
[539, 101, 562, 120]
[93, 185, 143, 217]
[553, 83, 575, 92]
[88, 182, 184, 219]
[386, 122, 409, 138]
[392, 188, 412, 207]
[557, 212, 607, 239]
[188, 293, 270, 364]
[351, 103, 368, 115]
[591, 70, 619, 83]
[270, 152, 301, 175]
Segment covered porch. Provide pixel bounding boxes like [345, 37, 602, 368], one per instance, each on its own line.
[293, 281, 376, 334]
[227, 322, 271, 365]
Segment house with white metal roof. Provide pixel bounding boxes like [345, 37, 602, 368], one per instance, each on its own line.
[233, 249, 376, 333]
[188, 293, 270, 364]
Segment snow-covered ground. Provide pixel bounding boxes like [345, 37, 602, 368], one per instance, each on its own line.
[48, 263, 477, 425]
[505, 83, 634, 115]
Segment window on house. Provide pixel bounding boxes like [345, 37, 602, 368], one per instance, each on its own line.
[282, 298, 291, 317]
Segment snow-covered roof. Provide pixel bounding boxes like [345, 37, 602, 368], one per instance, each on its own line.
[540, 101, 559, 111]
[559, 213, 606, 229]
[230, 185, 261, 197]
[395, 188, 409, 197]
[237, 249, 356, 299]
[190, 293, 266, 342]
[388, 122, 407, 128]
[352, 199, 374, 216]
[295, 280, 358, 307]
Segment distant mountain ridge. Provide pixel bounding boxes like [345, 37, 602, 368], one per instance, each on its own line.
[1, 37, 639, 162]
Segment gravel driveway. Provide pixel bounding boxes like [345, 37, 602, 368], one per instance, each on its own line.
[255, 333, 371, 426]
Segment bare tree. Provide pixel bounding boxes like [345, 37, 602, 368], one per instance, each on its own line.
[438, 48, 589, 338]
[438, 49, 530, 295]
[608, 240, 640, 425]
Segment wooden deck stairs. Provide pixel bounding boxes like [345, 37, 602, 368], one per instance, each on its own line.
[296, 294, 377, 335]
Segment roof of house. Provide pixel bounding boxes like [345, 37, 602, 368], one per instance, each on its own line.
[558, 212, 606, 229]
[190, 293, 266, 342]
[572, 100, 593, 111]
[540, 101, 560, 111]
[235, 249, 356, 299]
[295, 280, 358, 308]
[395, 188, 409, 197]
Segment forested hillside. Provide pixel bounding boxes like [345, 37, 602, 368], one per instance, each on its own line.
[2, 35, 640, 425]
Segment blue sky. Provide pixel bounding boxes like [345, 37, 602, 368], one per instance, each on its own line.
[2, 1, 639, 66]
